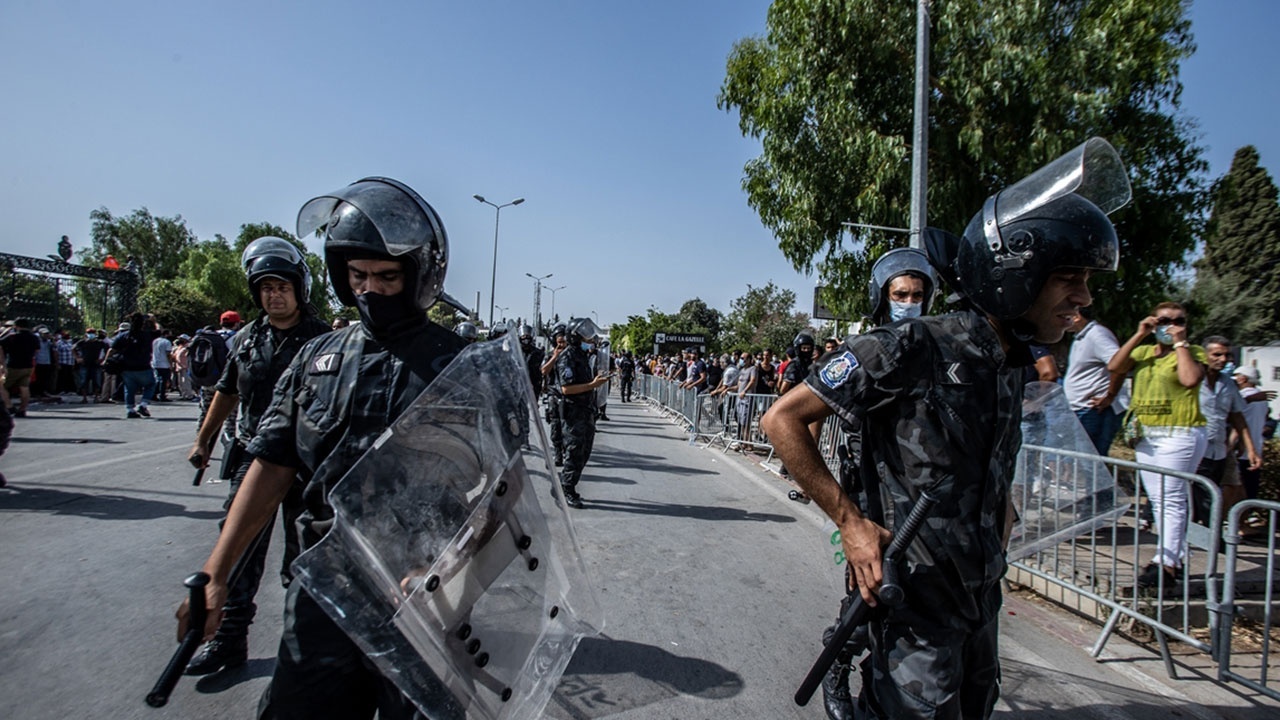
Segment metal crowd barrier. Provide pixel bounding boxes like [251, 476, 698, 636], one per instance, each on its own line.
[1218, 499, 1280, 700]
[634, 377, 1278, 691]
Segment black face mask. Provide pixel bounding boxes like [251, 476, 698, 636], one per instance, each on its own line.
[354, 291, 424, 337]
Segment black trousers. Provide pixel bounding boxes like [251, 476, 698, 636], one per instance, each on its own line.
[546, 395, 565, 460]
[218, 453, 304, 637]
[619, 375, 634, 401]
[559, 401, 596, 492]
[265, 585, 427, 720]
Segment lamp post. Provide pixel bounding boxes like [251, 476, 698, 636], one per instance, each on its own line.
[526, 272, 553, 332]
[474, 194, 525, 330]
[547, 285, 565, 325]
[495, 305, 509, 323]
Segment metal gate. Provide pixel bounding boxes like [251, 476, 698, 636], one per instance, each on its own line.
[0, 252, 139, 332]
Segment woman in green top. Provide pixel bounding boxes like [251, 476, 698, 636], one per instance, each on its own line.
[1109, 301, 1206, 591]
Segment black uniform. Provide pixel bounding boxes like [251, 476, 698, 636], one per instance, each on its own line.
[617, 355, 635, 402]
[247, 321, 467, 719]
[806, 310, 1024, 719]
[543, 348, 566, 465]
[212, 313, 331, 635]
[555, 344, 596, 498]
[523, 342, 545, 397]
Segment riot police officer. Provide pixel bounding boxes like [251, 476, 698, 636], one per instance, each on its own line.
[821, 247, 937, 718]
[617, 351, 636, 402]
[177, 177, 468, 719]
[183, 236, 331, 675]
[763, 138, 1130, 720]
[541, 324, 569, 466]
[518, 324, 545, 397]
[454, 321, 479, 343]
[556, 317, 609, 508]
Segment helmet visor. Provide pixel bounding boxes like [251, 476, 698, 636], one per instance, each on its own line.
[241, 237, 304, 274]
[871, 247, 936, 291]
[297, 180, 438, 256]
[994, 137, 1132, 227]
[571, 318, 601, 340]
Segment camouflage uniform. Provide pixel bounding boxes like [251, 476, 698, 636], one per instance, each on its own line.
[556, 344, 597, 497]
[206, 313, 331, 641]
[806, 310, 1025, 720]
[247, 321, 467, 720]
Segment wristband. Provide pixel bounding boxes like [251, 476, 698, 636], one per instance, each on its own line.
[1172, 341, 1190, 349]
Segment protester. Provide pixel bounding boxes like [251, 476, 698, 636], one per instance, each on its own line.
[1063, 308, 1126, 454]
[73, 329, 106, 403]
[1, 319, 41, 417]
[1108, 301, 1206, 591]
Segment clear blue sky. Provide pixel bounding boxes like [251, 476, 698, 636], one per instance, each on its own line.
[1, 1, 1274, 327]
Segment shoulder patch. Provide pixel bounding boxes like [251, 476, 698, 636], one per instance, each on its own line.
[311, 353, 341, 375]
[819, 351, 859, 389]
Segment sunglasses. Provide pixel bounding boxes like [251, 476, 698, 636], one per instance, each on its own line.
[1155, 316, 1187, 327]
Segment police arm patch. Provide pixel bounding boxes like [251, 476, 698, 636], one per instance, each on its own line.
[819, 351, 859, 389]
[311, 353, 341, 375]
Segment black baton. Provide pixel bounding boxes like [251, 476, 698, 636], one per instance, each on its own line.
[794, 491, 937, 706]
[146, 572, 210, 707]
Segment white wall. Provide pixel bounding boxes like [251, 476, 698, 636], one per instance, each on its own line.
[1239, 345, 1280, 420]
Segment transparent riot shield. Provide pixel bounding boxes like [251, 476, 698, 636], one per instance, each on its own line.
[291, 336, 604, 719]
[594, 344, 612, 409]
[1007, 382, 1131, 561]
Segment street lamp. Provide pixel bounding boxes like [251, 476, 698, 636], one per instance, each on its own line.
[526, 272, 553, 331]
[495, 305, 509, 323]
[474, 194, 525, 330]
[547, 285, 565, 324]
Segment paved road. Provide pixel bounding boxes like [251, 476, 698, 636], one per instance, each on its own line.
[1, 394, 1275, 719]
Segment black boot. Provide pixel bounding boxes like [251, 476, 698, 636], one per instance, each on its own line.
[561, 486, 584, 509]
[185, 635, 248, 675]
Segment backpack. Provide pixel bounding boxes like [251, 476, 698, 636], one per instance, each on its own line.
[189, 329, 230, 387]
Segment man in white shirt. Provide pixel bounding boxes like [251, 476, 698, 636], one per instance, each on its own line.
[1192, 336, 1262, 523]
[1063, 308, 1125, 454]
[151, 330, 174, 402]
[1234, 365, 1270, 502]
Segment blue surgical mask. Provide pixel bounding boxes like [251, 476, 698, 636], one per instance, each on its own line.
[86, 333, 96, 340]
[1154, 326, 1174, 345]
[580, 342, 593, 352]
[1223, 361, 1237, 377]
[889, 300, 922, 322]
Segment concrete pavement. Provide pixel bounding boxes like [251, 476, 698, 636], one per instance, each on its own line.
[0, 394, 1276, 718]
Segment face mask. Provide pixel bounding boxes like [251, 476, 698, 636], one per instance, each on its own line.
[1154, 326, 1174, 345]
[580, 342, 593, 352]
[888, 300, 922, 322]
[354, 291, 422, 335]
[86, 333, 96, 340]
[1222, 361, 1236, 377]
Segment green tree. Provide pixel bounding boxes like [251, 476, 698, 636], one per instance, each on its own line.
[721, 282, 811, 353]
[718, 0, 1207, 329]
[139, 279, 221, 333]
[82, 207, 199, 285]
[1190, 146, 1280, 345]
[674, 298, 723, 349]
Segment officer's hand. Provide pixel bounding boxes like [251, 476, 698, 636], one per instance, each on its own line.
[176, 582, 226, 643]
[187, 441, 211, 469]
[841, 517, 892, 607]
[1137, 316, 1158, 337]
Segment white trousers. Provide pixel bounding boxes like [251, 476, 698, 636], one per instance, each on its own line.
[1134, 426, 1207, 568]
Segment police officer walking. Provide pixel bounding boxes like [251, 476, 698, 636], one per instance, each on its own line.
[518, 324, 545, 398]
[617, 350, 636, 402]
[556, 317, 609, 508]
[177, 177, 468, 719]
[762, 139, 1130, 720]
[541, 324, 569, 466]
[183, 237, 332, 675]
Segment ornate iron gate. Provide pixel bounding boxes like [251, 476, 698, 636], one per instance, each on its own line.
[0, 252, 139, 332]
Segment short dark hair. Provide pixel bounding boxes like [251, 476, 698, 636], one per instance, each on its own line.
[1201, 334, 1231, 349]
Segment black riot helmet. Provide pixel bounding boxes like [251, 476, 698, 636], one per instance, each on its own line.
[489, 320, 509, 339]
[868, 247, 936, 323]
[454, 321, 478, 342]
[551, 323, 567, 340]
[518, 324, 534, 344]
[241, 236, 312, 310]
[566, 317, 601, 345]
[297, 177, 448, 311]
[792, 332, 815, 352]
[925, 137, 1129, 322]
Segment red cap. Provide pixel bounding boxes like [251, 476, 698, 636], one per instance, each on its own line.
[220, 310, 242, 325]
